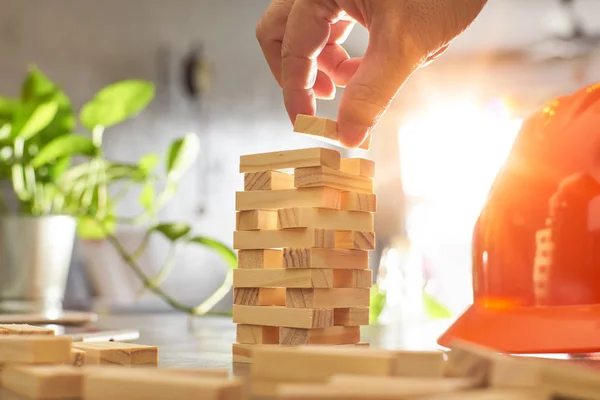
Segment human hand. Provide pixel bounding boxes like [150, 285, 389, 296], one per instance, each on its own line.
[256, 0, 487, 148]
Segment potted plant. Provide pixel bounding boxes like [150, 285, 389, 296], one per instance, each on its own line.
[0, 67, 236, 316]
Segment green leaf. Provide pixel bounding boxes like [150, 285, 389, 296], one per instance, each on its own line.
[151, 222, 191, 242]
[16, 101, 59, 140]
[139, 181, 155, 212]
[31, 134, 95, 168]
[22, 67, 58, 101]
[138, 153, 159, 175]
[166, 133, 200, 181]
[79, 80, 155, 131]
[0, 96, 17, 118]
[76, 215, 116, 240]
[48, 156, 72, 180]
[422, 291, 453, 319]
[188, 236, 237, 270]
[369, 284, 386, 324]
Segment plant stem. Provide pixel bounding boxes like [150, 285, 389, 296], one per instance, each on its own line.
[135, 241, 178, 298]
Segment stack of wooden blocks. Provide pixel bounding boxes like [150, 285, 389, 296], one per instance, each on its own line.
[0, 324, 244, 399]
[232, 115, 376, 363]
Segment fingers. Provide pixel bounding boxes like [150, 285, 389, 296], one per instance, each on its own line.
[337, 15, 420, 148]
[281, 0, 343, 121]
[318, 45, 361, 87]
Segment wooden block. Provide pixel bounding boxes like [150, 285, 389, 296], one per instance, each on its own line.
[1, 365, 83, 399]
[391, 350, 445, 378]
[72, 342, 158, 366]
[240, 147, 341, 173]
[236, 325, 279, 345]
[233, 228, 335, 250]
[295, 166, 373, 193]
[0, 329, 8, 335]
[340, 158, 374, 178]
[414, 388, 552, 400]
[277, 207, 374, 232]
[334, 308, 369, 326]
[279, 326, 360, 345]
[233, 287, 286, 306]
[251, 345, 399, 383]
[0, 324, 55, 335]
[536, 357, 600, 399]
[232, 305, 333, 329]
[293, 115, 370, 150]
[233, 269, 371, 289]
[70, 348, 86, 367]
[335, 231, 375, 250]
[236, 187, 341, 211]
[83, 368, 245, 400]
[283, 248, 369, 269]
[244, 170, 295, 191]
[236, 210, 277, 231]
[160, 367, 229, 378]
[286, 288, 370, 308]
[0, 336, 71, 364]
[234, 343, 370, 366]
[340, 192, 376, 212]
[238, 249, 282, 269]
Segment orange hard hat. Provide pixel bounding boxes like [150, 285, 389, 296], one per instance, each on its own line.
[438, 83, 600, 354]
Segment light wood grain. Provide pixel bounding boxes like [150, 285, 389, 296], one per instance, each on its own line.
[0, 324, 54, 335]
[295, 166, 373, 193]
[340, 192, 376, 212]
[286, 288, 370, 308]
[293, 114, 371, 150]
[340, 158, 375, 178]
[283, 248, 369, 269]
[232, 305, 333, 329]
[277, 207, 374, 231]
[237, 249, 282, 269]
[70, 348, 86, 367]
[72, 342, 158, 367]
[233, 268, 371, 289]
[335, 231, 375, 250]
[236, 210, 278, 231]
[233, 287, 286, 306]
[1, 365, 83, 399]
[233, 228, 335, 250]
[244, 170, 294, 191]
[334, 308, 369, 326]
[279, 326, 360, 345]
[0, 336, 71, 364]
[239, 147, 340, 173]
[236, 325, 279, 345]
[236, 187, 341, 211]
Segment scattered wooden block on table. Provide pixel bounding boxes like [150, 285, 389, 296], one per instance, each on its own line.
[333, 308, 369, 326]
[72, 342, 158, 367]
[293, 114, 371, 150]
[83, 368, 245, 400]
[236, 187, 341, 211]
[236, 210, 278, 231]
[233, 228, 335, 250]
[389, 350, 446, 378]
[238, 249, 282, 269]
[233, 287, 286, 306]
[233, 305, 333, 329]
[0, 336, 71, 364]
[244, 170, 295, 191]
[340, 158, 375, 178]
[1, 365, 82, 399]
[233, 268, 371, 289]
[277, 207, 374, 232]
[70, 348, 86, 367]
[295, 166, 373, 193]
[160, 367, 229, 378]
[0, 324, 55, 335]
[283, 248, 369, 269]
[286, 288, 370, 308]
[236, 325, 279, 345]
[279, 326, 360, 345]
[340, 192, 376, 212]
[239, 147, 341, 173]
[335, 230, 375, 250]
[416, 388, 552, 400]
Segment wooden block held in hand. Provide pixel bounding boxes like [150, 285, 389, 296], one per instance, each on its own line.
[334, 308, 369, 326]
[233, 305, 333, 329]
[340, 158, 375, 178]
[0, 324, 55, 335]
[293, 115, 371, 150]
[236, 210, 277, 231]
[280, 326, 360, 345]
[236, 187, 341, 211]
[234, 287, 286, 306]
[283, 248, 369, 269]
[238, 249, 282, 269]
[236, 325, 279, 345]
[286, 288, 370, 308]
[70, 348, 86, 367]
[278, 207, 374, 232]
[0, 335, 71, 364]
[335, 231, 375, 250]
[295, 166, 373, 193]
[233, 228, 335, 250]
[1, 365, 83, 399]
[340, 192, 376, 213]
[244, 170, 294, 191]
[240, 147, 341, 173]
[72, 342, 158, 366]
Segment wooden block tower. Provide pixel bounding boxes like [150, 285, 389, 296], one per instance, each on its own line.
[232, 115, 376, 363]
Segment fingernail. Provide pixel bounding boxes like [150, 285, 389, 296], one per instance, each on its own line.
[338, 122, 369, 148]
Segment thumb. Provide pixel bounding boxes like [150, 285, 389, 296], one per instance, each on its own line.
[337, 18, 422, 148]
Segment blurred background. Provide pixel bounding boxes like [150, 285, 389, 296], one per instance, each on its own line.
[1, 0, 600, 326]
